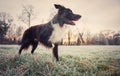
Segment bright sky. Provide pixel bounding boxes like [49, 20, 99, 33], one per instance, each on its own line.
[0, 0, 120, 33]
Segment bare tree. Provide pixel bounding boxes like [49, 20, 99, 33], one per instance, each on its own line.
[18, 5, 35, 27]
[16, 26, 24, 40]
[113, 33, 120, 45]
[68, 31, 71, 45]
[78, 32, 85, 44]
[85, 30, 92, 44]
[0, 12, 13, 39]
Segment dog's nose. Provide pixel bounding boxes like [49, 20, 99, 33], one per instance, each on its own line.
[78, 15, 81, 19]
[75, 15, 81, 20]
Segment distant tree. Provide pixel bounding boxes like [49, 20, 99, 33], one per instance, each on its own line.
[0, 12, 13, 39]
[92, 32, 109, 45]
[107, 36, 113, 45]
[113, 33, 120, 45]
[6, 24, 25, 43]
[18, 5, 36, 27]
[16, 26, 24, 39]
[75, 26, 85, 45]
[68, 31, 71, 45]
[78, 32, 85, 44]
[77, 37, 81, 45]
[91, 34, 97, 45]
[85, 30, 91, 44]
[6, 24, 16, 41]
[99, 32, 106, 45]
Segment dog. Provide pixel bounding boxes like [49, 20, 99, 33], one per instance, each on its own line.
[19, 4, 81, 61]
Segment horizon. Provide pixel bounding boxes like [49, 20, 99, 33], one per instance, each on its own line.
[0, 0, 120, 34]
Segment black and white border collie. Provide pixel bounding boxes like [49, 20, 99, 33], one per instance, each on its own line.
[19, 4, 81, 61]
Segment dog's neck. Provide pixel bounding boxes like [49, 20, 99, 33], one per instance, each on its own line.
[50, 14, 64, 27]
[51, 14, 58, 24]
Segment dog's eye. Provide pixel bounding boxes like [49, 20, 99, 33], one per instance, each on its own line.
[68, 10, 72, 14]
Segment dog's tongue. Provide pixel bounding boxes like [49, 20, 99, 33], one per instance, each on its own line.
[69, 20, 75, 25]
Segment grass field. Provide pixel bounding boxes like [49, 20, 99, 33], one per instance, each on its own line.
[0, 45, 120, 76]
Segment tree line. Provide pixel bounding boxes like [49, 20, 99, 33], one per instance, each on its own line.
[60, 30, 120, 45]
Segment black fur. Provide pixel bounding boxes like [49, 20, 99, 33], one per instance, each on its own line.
[19, 4, 81, 61]
[53, 43, 59, 61]
[19, 22, 54, 54]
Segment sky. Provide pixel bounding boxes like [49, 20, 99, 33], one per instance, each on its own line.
[0, 0, 120, 33]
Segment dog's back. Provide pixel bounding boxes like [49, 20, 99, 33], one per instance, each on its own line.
[21, 25, 39, 44]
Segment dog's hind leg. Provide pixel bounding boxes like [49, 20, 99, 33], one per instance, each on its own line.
[52, 43, 59, 61]
[31, 41, 38, 54]
[19, 42, 30, 55]
[19, 46, 23, 55]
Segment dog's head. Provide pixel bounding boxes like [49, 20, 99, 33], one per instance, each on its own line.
[54, 4, 81, 27]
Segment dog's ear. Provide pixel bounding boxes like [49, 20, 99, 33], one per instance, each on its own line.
[54, 4, 64, 10]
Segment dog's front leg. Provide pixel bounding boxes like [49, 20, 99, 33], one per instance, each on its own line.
[43, 41, 59, 62]
[52, 43, 59, 62]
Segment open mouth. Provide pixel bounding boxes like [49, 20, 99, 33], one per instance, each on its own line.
[67, 15, 81, 25]
[66, 14, 81, 25]
[68, 19, 79, 25]
[68, 20, 75, 25]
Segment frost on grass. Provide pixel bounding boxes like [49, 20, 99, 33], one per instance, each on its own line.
[0, 45, 120, 76]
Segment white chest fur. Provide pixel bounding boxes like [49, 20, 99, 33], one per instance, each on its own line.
[49, 23, 69, 43]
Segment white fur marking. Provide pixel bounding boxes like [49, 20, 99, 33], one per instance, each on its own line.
[49, 23, 69, 43]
